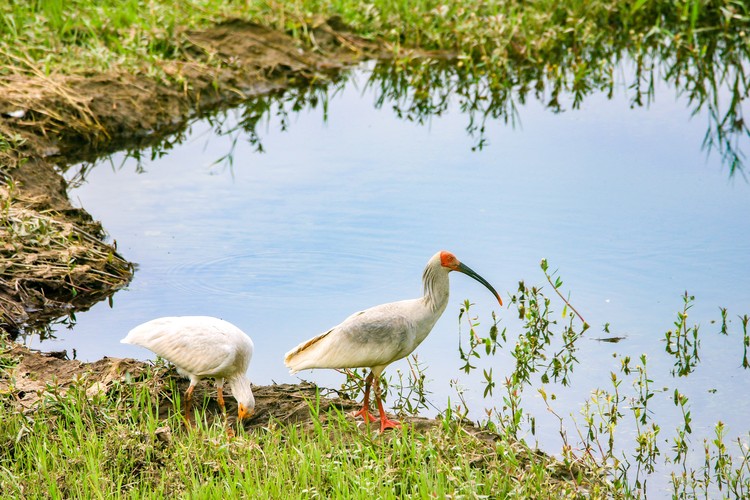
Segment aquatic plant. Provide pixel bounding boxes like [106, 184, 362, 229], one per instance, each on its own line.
[441, 262, 749, 496]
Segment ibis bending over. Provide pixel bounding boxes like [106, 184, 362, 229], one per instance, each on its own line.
[284, 251, 502, 432]
[121, 316, 255, 423]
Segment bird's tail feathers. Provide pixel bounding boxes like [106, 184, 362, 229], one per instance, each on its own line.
[284, 329, 332, 373]
[120, 324, 151, 345]
[120, 332, 137, 344]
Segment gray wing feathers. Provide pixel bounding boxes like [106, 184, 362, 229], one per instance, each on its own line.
[286, 303, 416, 371]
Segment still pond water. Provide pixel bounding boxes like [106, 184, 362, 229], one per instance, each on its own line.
[35, 61, 750, 490]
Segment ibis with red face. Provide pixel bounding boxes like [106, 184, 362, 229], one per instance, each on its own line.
[284, 251, 502, 432]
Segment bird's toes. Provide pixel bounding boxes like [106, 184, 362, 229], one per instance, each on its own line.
[379, 418, 402, 433]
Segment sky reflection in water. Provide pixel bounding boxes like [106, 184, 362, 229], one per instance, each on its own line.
[40, 62, 750, 490]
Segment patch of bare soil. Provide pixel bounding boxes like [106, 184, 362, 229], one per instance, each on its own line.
[0, 19, 379, 337]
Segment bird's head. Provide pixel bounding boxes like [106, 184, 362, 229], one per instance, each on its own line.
[232, 376, 256, 421]
[439, 250, 461, 271]
[238, 402, 255, 420]
[439, 250, 503, 306]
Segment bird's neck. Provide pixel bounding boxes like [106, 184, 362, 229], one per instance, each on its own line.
[228, 374, 255, 409]
[422, 262, 450, 314]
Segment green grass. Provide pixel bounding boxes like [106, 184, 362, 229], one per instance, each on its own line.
[1, 0, 228, 76]
[0, 366, 612, 497]
[2, 0, 748, 78]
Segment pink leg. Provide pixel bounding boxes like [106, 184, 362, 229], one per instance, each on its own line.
[350, 372, 378, 423]
[373, 376, 400, 433]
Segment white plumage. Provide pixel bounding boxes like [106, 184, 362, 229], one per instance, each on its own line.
[285, 251, 502, 432]
[121, 316, 255, 421]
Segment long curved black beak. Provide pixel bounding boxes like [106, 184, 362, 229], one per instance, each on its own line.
[457, 262, 503, 306]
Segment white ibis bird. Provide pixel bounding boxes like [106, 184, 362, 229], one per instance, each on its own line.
[284, 250, 502, 432]
[121, 316, 255, 423]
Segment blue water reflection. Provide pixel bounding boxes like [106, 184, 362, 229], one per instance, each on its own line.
[41, 64, 749, 492]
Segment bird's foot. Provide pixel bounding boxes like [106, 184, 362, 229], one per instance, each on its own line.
[350, 406, 379, 423]
[379, 417, 401, 433]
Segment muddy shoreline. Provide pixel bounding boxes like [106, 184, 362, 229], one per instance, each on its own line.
[1, 342, 483, 436]
[0, 19, 380, 336]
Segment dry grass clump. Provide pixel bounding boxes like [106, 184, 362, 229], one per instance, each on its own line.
[0, 185, 132, 333]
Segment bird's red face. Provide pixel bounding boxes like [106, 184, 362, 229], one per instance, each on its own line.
[439, 250, 503, 306]
[439, 250, 460, 271]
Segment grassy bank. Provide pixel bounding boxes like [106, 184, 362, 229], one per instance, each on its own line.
[0, 342, 612, 498]
[2, 0, 748, 173]
[1, 5, 363, 334]
[1, 0, 748, 172]
[3, 0, 748, 74]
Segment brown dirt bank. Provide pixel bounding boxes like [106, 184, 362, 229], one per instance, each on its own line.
[0, 18, 379, 337]
[0, 342, 361, 431]
[1, 342, 493, 439]
[0, 342, 569, 471]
